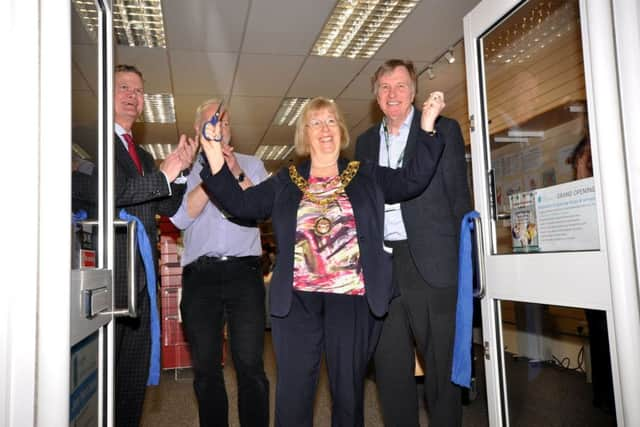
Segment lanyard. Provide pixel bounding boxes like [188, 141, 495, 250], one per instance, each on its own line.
[382, 118, 405, 169]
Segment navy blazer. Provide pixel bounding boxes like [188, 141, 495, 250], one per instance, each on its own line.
[200, 132, 444, 317]
[355, 112, 472, 288]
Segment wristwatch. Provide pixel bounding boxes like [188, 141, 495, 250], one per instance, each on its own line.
[237, 172, 245, 183]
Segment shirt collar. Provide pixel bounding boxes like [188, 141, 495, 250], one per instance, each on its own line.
[380, 106, 415, 135]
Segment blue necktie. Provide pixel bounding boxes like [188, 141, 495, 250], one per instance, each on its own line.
[451, 210, 480, 388]
[119, 209, 161, 386]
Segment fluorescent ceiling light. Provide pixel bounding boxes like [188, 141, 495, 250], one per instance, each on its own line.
[311, 0, 419, 59]
[72, 143, 91, 160]
[568, 104, 586, 113]
[141, 143, 176, 161]
[494, 136, 529, 143]
[255, 145, 296, 161]
[73, 0, 166, 48]
[507, 130, 544, 138]
[139, 93, 176, 124]
[273, 98, 311, 126]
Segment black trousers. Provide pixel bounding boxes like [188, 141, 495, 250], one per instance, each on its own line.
[375, 241, 461, 427]
[115, 288, 150, 427]
[271, 291, 382, 427]
[180, 256, 269, 427]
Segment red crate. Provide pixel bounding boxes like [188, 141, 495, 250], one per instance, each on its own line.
[159, 236, 178, 254]
[160, 252, 179, 264]
[161, 287, 181, 318]
[160, 262, 182, 276]
[162, 316, 188, 346]
[162, 343, 192, 369]
[161, 274, 182, 288]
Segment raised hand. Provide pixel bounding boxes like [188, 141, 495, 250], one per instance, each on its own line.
[421, 91, 446, 132]
[200, 120, 225, 174]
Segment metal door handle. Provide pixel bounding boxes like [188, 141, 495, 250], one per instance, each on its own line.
[472, 216, 487, 298]
[110, 219, 138, 318]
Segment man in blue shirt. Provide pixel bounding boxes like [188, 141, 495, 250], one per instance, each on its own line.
[171, 99, 269, 427]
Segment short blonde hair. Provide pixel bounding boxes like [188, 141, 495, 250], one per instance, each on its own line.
[194, 98, 224, 127]
[293, 97, 350, 156]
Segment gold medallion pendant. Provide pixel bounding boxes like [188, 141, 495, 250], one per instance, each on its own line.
[314, 216, 333, 236]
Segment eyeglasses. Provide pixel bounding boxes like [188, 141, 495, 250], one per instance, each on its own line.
[306, 118, 338, 130]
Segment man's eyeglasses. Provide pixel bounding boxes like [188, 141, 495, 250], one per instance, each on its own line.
[306, 118, 338, 130]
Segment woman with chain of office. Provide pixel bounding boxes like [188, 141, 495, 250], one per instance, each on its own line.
[198, 94, 446, 426]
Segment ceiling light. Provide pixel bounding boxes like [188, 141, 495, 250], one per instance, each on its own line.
[140, 93, 176, 124]
[425, 66, 435, 80]
[273, 98, 311, 126]
[72, 0, 167, 48]
[507, 130, 544, 138]
[255, 145, 296, 161]
[72, 143, 91, 160]
[444, 48, 455, 64]
[311, 0, 420, 59]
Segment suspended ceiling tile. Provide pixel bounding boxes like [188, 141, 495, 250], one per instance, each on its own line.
[233, 54, 306, 97]
[228, 96, 282, 127]
[375, 0, 479, 61]
[288, 57, 368, 98]
[170, 50, 237, 95]
[340, 60, 383, 100]
[242, 0, 333, 55]
[162, 0, 249, 52]
[229, 124, 268, 155]
[334, 98, 378, 130]
[72, 44, 99, 94]
[262, 125, 296, 147]
[115, 46, 172, 93]
[173, 94, 225, 125]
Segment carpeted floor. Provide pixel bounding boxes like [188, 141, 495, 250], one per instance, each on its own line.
[141, 334, 616, 426]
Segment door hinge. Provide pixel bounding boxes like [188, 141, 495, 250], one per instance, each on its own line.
[484, 341, 491, 360]
[469, 114, 475, 132]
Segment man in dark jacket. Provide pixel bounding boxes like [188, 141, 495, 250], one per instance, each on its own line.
[355, 59, 471, 427]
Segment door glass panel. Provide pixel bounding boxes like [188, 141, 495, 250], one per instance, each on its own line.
[500, 301, 616, 426]
[71, 0, 100, 265]
[481, 0, 599, 255]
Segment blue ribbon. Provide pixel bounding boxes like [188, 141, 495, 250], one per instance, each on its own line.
[451, 210, 480, 388]
[72, 210, 88, 224]
[119, 209, 161, 386]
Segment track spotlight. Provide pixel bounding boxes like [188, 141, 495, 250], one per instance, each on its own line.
[426, 66, 435, 80]
[444, 48, 455, 64]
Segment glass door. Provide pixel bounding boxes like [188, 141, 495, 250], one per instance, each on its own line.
[463, 0, 628, 425]
[70, 1, 132, 425]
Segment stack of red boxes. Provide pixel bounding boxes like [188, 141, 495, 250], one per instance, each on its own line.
[158, 216, 192, 370]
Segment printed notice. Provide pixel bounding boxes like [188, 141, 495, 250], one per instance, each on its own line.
[535, 177, 600, 251]
[509, 191, 539, 252]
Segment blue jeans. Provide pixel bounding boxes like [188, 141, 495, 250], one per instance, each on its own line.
[180, 256, 269, 427]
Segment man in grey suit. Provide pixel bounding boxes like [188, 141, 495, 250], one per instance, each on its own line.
[112, 64, 196, 426]
[355, 59, 471, 427]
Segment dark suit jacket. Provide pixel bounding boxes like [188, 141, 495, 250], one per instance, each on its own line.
[72, 134, 186, 306]
[200, 135, 444, 318]
[355, 111, 471, 288]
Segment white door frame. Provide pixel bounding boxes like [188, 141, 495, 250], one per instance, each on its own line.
[464, 0, 640, 425]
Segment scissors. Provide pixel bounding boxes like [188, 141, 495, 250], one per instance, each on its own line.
[201, 99, 225, 142]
